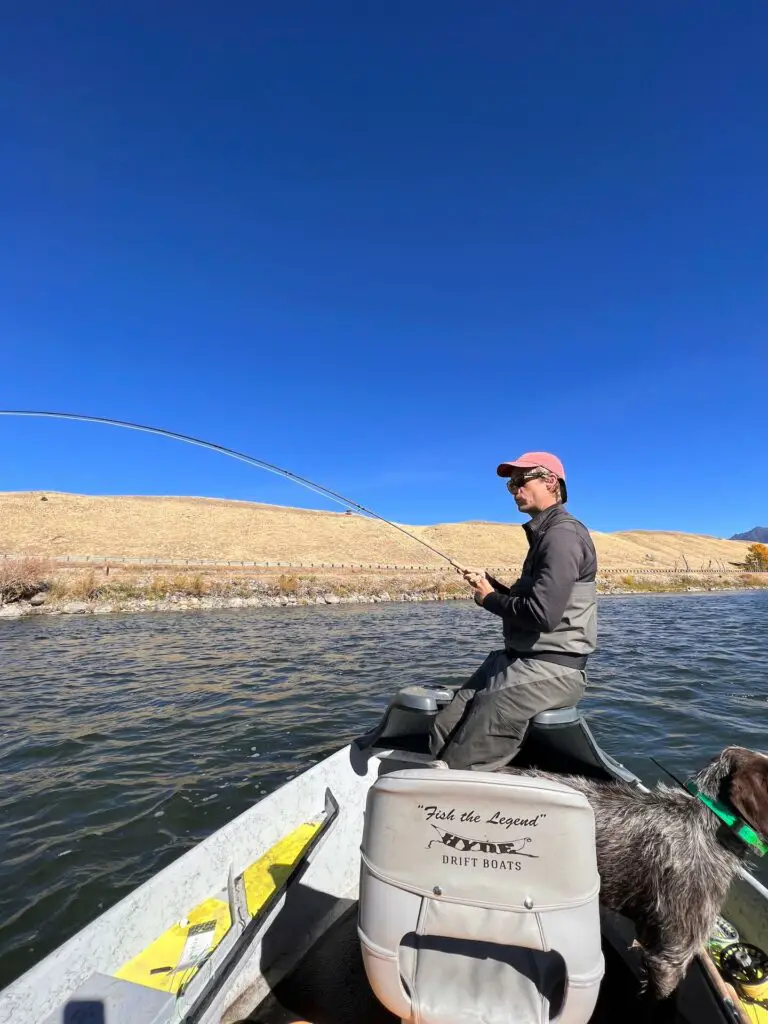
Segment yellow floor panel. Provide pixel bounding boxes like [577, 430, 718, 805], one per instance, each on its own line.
[115, 895, 232, 994]
[242, 821, 322, 918]
[742, 1000, 768, 1023]
[115, 819, 322, 994]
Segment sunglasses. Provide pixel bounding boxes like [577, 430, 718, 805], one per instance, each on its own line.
[506, 469, 552, 493]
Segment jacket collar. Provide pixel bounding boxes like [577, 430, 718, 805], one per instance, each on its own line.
[523, 503, 566, 542]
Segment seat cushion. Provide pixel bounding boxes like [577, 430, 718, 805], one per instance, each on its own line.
[360, 769, 599, 911]
[400, 901, 566, 1024]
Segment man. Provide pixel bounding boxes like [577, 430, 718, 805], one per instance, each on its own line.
[429, 451, 597, 771]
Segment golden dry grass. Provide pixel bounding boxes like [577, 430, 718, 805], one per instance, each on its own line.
[0, 554, 52, 601]
[0, 491, 753, 570]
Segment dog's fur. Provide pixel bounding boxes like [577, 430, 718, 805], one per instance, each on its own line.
[503, 746, 768, 1000]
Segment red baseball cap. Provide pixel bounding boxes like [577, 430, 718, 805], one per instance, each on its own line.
[496, 451, 568, 501]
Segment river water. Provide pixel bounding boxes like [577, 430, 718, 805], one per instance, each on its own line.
[1, 592, 767, 989]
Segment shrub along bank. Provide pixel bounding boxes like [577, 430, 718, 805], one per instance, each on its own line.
[0, 558, 767, 618]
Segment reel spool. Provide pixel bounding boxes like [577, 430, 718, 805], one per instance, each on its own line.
[720, 943, 768, 1005]
[708, 915, 741, 958]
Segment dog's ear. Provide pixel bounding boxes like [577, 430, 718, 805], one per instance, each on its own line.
[726, 750, 768, 837]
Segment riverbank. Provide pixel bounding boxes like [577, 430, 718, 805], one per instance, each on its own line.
[3, 490, 763, 619]
[1, 563, 767, 619]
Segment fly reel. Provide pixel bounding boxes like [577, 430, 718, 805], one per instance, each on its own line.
[719, 942, 768, 1005]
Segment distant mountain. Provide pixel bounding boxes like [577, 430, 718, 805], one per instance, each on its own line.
[730, 527, 768, 543]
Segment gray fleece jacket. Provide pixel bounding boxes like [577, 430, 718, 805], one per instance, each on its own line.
[481, 503, 597, 660]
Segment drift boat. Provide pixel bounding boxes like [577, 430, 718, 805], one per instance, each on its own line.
[2, 686, 767, 1024]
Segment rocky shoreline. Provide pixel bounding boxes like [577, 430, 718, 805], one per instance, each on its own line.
[0, 588, 472, 618]
[2, 574, 767, 619]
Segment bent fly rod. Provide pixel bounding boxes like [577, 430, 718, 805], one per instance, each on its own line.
[0, 409, 467, 572]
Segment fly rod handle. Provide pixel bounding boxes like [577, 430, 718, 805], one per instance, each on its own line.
[699, 949, 752, 1024]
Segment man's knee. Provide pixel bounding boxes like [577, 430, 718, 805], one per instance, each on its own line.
[437, 689, 528, 769]
[430, 689, 475, 755]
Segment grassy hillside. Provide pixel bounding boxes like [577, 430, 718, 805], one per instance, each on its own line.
[0, 491, 753, 570]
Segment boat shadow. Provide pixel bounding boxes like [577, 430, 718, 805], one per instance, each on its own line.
[237, 879, 686, 1024]
[234, 863, 368, 1024]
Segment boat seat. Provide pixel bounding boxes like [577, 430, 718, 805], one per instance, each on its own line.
[531, 704, 580, 726]
[358, 768, 604, 1024]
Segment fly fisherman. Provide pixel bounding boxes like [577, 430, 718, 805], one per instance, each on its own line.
[430, 452, 597, 771]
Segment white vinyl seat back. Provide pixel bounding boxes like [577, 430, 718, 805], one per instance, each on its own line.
[358, 769, 604, 1024]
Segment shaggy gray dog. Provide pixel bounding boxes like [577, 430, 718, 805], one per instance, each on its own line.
[503, 745, 768, 1000]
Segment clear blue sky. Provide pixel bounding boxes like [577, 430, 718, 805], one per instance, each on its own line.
[1, 2, 765, 538]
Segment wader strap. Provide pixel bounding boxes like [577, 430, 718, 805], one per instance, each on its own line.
[505, 649, 588, 671]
